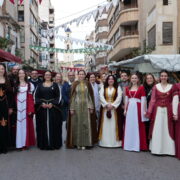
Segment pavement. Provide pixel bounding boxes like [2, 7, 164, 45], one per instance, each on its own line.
[0, 123, 180, 180]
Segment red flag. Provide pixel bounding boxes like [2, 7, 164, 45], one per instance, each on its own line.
[19, 0, 23, 4]
[39, 0, 42, 4]
[9, 0, 15, 4]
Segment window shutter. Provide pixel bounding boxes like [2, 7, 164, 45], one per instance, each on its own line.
[163, 22, 173, 44]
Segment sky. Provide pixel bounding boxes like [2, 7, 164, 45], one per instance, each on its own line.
[50, 0, 107, 61]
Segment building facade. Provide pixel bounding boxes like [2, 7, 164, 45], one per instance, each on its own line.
[17, 0, 40, 67]
[61, 28, 74, 67]
[39, 0, 55, 70]
[105, 0, 180, 63]
[95, 9, 109, 70]
[0, 1, 21, 56]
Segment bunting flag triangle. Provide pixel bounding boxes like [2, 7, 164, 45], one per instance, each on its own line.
[9, 0, 15, 4]
[19, 0, 23, 5]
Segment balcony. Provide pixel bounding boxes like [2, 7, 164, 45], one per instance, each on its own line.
[108, 4, 139, 39]
[119, 7, 139, 26]
[108, 32, 139, 61]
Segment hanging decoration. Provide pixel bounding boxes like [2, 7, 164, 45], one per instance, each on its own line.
[60, 67, 83, 73]
[9, 0, 15, 4]
[30, 45, 110, 54]
[54, 35, 113, 49]
[47, 0, 120, 35]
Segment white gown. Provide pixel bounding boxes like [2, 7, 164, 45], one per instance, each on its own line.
[16, 83, 34, 148]
[99, 86, 122, 147]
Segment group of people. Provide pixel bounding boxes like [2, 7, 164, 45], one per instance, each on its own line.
[0, 62, 180, 161]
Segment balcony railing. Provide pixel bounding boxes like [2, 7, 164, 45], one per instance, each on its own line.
[122, 30, 139, 36]
[121, 4, 138, 11]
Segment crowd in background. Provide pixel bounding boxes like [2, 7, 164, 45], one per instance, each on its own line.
[0, 62, 180, 161]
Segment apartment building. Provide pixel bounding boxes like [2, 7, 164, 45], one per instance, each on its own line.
[106, 0, 180, 63]
[18, 0, 40, 67]
[39, 0, 55, 70]
[107, 0, 139, 62]
[95, 9, 109, 70]
[0, 0, 21, 55]
[139, 0, 180, 54]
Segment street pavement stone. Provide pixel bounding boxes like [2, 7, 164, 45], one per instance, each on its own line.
[0, 146, 180, 180]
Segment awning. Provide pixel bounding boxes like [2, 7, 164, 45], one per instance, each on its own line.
[0, 49, 22, 64]
[108, 54, 180, 72]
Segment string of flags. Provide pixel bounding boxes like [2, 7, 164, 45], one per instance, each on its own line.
[0, 0, 43, 6]
[47, 0, 120, 35]
[53, 34, 113, 49]
[60, 67, 84, 73]
[30, 45, 110, 54]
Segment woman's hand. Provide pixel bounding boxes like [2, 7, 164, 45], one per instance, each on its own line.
[28, 112, 32, 116]
[70, 110, 75, 115]
[89, 109, 94, 114]
[173, 115, 178, 121]
[42, 103, 48, 108]
[48, 103, 53, 109]
[8, 108, 13, 115]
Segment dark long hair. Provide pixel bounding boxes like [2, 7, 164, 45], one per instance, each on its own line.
[159, 70, 169, 83]
[143, 73, 156, 89]
[0, 63, 11, 90]
[15, 69, 29, 94]
[104, 75, 118, 89]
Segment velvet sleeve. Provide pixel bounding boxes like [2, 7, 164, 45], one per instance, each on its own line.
[124, 87, 129, 113]
[34, 84, 42, 105]
[112, 86, 122, 109]
[62, 83, 70, 106]
[172, 84, 179, 117]
[146, 85, 157, 118]
[51, 83, 61, 105]
[99, 87, 108, 108]
[140, 86, 148, 122]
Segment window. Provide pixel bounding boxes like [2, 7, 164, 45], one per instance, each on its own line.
[20, 29, 25, 43]
[18, 11, 24, 22]
[163, 22, 173, 45]
[109, 18, 114, 29]
[114, 29, 120, 42]
[163, 0, 168, 5]
[109, 37, 114, 45]
[148, 25, 156, 50]
[114, 4, 119, 20]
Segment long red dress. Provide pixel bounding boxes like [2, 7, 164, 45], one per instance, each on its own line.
[147, 84, 178, 155]
[175, 83, 180, 159]
[123, 86, 148, 151]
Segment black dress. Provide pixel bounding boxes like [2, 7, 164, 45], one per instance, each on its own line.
[0, 83, 12, 153]
[8, 74, 17, 148]
[144, 84, 154, 145]
[35, 82, 62, 150]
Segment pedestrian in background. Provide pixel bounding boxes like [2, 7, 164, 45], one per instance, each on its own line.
[143, 73, 156, 145]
